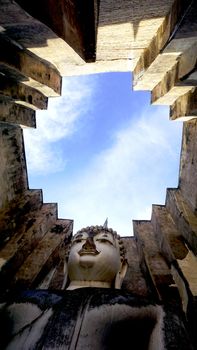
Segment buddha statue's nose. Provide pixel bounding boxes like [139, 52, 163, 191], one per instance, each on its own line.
[82, 237, 96, 251]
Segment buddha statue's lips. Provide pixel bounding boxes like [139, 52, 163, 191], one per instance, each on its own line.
[78, 249, 100, 256]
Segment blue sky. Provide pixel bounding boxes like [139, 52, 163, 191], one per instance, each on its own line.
[23, 72, 183, 236]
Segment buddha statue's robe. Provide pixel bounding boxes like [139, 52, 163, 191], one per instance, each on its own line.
[0, 288, 192, 350]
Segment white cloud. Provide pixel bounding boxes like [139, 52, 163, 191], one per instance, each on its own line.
[23, 73, 182, 236]
[58, 106, 182, 236]
[23, 76, 97, 174]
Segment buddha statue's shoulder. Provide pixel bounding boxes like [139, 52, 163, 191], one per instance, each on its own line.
[0, 290, 64, 347]
[0, 289, 64, 312]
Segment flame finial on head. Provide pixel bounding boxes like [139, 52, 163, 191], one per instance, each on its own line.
[103, 218, 108, 229]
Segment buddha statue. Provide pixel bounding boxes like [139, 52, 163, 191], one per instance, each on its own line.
[0, 225, 192, 350]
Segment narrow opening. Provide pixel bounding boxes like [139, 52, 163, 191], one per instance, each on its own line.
[23, 72, 182, 236]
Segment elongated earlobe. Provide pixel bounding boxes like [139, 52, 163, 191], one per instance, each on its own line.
[62, 260, 68, 289]
[114, 259, 128, 289]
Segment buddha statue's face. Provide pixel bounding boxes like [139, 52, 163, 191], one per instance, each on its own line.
[67, 230, 122, 286]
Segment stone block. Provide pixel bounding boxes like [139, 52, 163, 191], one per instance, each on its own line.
[14, 0, 98, 62]
[14, 219, 73, 289]
[0, 95, 36, 127]
[0, 32, 62, 95]
[0, 65, 48, 110]
[0, 123, 28, 209]
[166, 189, 197, 255]
[122, 236, 149, 296]
[0, 203, 57, 292]
[134, 220, 173, 299]
[179, 120, 197, 209]
[170, 86, 197, 120]
[0, 189, 42, 247]
[151, 205, 188, 261]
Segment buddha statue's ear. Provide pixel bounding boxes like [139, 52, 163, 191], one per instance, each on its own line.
[62, 260, 69, 289]
[114, 259, 128, 289]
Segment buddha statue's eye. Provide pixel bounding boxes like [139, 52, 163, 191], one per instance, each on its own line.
[72, 238, 83, 245]
[95, 238, 113, 246]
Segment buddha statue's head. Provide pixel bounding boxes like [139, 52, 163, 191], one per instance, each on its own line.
[66, 225, 127, 290]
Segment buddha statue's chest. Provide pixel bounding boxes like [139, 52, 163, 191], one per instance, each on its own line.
[2, 289, 166, 350]
[18, 289, 158, 350]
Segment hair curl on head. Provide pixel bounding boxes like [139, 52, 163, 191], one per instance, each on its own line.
[66, 225, 126, 262]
